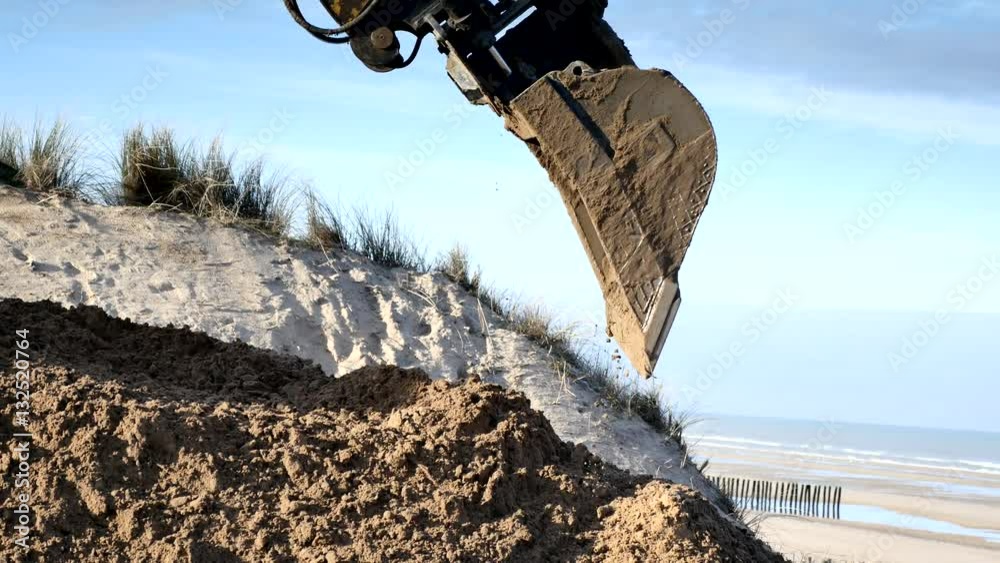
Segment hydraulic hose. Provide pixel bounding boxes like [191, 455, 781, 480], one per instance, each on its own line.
[282, 0, 379, 43]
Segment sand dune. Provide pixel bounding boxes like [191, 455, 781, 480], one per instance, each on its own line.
[0, 297, 783, 562]
[0, 186, 723, 508]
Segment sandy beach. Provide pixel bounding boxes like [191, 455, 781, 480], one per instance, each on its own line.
[759, 517, 1000, 563]
[697, 428, 1000, 562]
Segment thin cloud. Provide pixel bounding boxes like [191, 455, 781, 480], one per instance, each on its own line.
[684, 64, 1000, 145]
[615, 1, 998, 144]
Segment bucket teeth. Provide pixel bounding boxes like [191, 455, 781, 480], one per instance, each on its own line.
[509, 65, 717, 377]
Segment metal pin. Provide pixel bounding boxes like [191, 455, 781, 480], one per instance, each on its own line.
[488, 46, 513, 76]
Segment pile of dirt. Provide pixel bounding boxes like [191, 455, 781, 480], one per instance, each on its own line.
[0, 298, 784, 562]
[0, 187, 724, 505]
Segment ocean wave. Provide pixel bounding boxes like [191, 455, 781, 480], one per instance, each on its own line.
[693, 441, 1000, 477]
[694, 437, 886, 458]
[692, 435, 785, 448]
[867, 457, 1000, 476]
[840, 447, 888, 456]
[958, 459, 1000, 471]
[913, 455, 958, 464]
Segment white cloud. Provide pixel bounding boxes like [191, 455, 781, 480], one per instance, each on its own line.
[683, 63, 1000, 145]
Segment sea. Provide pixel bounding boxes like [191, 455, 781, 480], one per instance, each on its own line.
[687, 414, 1000, 481]
[687, 414, 1000, 543]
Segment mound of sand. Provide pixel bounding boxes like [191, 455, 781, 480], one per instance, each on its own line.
[0, 187, 724, 507]
[0, 299, 782, 562]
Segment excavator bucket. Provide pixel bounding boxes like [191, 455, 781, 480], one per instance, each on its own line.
[284, 0, 717, 376]
[506, 65, 717, 376]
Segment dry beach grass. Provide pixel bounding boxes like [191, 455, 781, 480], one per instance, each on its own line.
[0, 115, 740, 521]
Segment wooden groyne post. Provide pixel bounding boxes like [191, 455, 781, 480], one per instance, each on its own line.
[708, 475, 843, 519]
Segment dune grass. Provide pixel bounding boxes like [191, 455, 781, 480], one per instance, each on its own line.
[438, 245, 703, 461]
[0, 120, 18, 175]
[110, 125, 294, 237]
[2, 118, 726, 512]
[437, 247, 748, 518]
[113, 127, 189, 207]
[558, 351, 699, 454]
[304, 192, 347, 254]
[438, 245, 482, 293]
[585, 360, 686, 438]
[301, 195, 431, 273]
[0, 118, 88, 195]
[498, 300, 575, 355]
[0, 117, 701, 457]
[348, 207, 428, 271]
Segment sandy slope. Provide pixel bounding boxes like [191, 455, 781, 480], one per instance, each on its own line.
[0, 187, 724, 508]
[0, 298, 786, 562]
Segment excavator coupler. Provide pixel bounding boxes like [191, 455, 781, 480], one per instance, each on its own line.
[286, 0, 718, 376]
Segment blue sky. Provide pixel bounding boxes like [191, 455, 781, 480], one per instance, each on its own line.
[3, 0, 999, 432]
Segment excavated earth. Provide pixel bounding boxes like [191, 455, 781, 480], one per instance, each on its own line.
[0, 298, 784, 562]
[0, 187, 727, 506]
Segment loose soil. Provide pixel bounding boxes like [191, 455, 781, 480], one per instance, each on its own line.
[0, 186, 727, 507]
[0, 298, 783, 562]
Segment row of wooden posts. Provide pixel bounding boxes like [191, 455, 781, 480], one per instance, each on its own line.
[708, 475, 842, 519]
